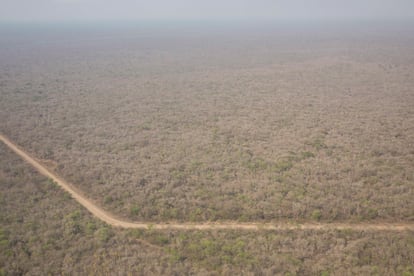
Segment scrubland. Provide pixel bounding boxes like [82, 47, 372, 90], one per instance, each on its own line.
[1, 22, 414, 275]
[1, 24, 413, 223]
[1, 143, 414, 275]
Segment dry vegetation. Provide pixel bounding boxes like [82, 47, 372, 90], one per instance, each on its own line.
[1, 143, 414, 275]
[0, 23, 413, 225]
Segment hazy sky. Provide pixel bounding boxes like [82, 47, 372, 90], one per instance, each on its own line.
[1, 0, 414, 22]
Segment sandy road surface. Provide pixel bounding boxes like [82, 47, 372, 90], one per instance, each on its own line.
[1, 133, 413, 232]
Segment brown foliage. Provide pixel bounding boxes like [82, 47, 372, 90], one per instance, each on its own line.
[0, 25, 413, 223]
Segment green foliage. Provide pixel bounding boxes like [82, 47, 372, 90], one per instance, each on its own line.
[47, 178, 57, 187]
[67, 222, 82, 236]
[177, 235, 254, 269]
[86, 222, 97, 235]
[166, 248, 184, 262]
[161, 207, 178, 220]
[67, 210, 82, 221]
[189, 161, 203, 173]
[301, 151, 315, 159]
[170, 168, 187, 184]
[366, 208, 379, 220]
[306, 137, 327, 151]
[363, 176, 379, 185]
[94, 227, 113, 242]
[104, 195, 113, 204]
[272, 175, 285, 183]
[272, 159, 294, 172]
[129, 229, 144, 239]
[64, 210, 83, 236]
[63, 192, 72, 201]
[189, 208, 203, 221]
[130, 205, 140, 216]
[154, 234, 170, 246]
[245, 155, 297, 175]
[401, 266, 414, 276]
[245, 157, 269, 172]
[311, 210, 322, 221]
[370, 266, 379, 275]
[0, 228, 8, 248]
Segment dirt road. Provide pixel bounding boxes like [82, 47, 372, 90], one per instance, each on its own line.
[1, 133, 413, 231]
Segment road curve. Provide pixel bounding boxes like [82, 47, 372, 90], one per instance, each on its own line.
[1, 133, 414, 232]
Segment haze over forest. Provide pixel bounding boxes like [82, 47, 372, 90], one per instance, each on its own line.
[1, 0, 414, 275]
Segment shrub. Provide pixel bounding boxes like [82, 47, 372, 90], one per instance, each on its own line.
[311, 210, 322, 221]
[130, 205, 140, 216]
[301, 151, 315, 159]
[95, 227, 113, 242]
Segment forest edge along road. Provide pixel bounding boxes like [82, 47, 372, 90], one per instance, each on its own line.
[1, 133, 413, 232]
